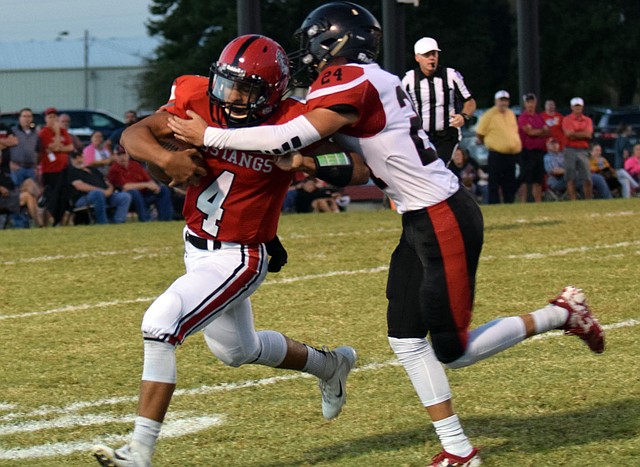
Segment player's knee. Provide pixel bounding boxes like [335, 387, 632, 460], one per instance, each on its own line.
[204, 333, 260, 368]
[430, 331, 465, 364]
[141, 291, 183, 338]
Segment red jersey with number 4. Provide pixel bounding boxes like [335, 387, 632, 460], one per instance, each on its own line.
[162, 75, 301, 244]
[304, 63, 458, 213]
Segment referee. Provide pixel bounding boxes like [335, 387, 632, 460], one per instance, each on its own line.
[402, 37, 476, 165]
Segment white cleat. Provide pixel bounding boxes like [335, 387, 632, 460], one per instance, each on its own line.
[92, 444, 151, 467]
[319, 346, 357, 420]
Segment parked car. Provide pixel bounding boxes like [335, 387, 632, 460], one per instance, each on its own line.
[590, 107, 640, 163]
[0, 109, 125, 145]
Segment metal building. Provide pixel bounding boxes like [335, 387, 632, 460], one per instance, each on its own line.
[0, 36, 158, 118]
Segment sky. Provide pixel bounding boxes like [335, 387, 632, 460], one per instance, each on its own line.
[0, 0, 156, 42]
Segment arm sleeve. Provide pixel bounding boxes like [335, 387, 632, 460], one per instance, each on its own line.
[203, 115, 322, 154]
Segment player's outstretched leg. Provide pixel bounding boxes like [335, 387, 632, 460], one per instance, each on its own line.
[319, 346, 357, 420]
[551, 286, 605, 353]
[92, 444, 151, 467]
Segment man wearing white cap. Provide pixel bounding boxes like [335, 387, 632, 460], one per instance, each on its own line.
[475, 90, 522, 203]
[401, 37, 476, 164]
[562, 97, 593, 200]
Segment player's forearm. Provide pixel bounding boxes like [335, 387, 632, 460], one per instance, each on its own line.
[203, 115, 322, 154]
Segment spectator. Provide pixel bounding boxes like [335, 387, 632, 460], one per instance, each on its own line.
[401, 37, 476, 164]
[8, 108, 40, 188]
[83, 131, 113, 176]
[59, 113, 85, 152]
[475, 90, 522, 204]
[562, 97, 593, 200]
[613, 125, 639, 198]
[108, 110, 139, 148]
[68, 151, 131, 224]
[544, 138, 611, 199]
[589, 143, 620, 197]
[107, 145, 173, 221]
[517, 93, 549, 202]
[38, 107, 74, 226]
[295, 176, 341, 213]
[543, 137, 567, 196]
[624, 143, 640, 182]
[449, 147, 488, 204]
[540, 99, 566, 150]
[282, 171, 307, 213]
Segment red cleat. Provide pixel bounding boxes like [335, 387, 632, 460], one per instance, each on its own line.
[429, 447, 482, 466]
[551, 286, 605, 354]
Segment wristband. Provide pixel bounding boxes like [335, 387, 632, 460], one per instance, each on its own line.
[313, 152, 353, 187]
[460, 113, 471, 121]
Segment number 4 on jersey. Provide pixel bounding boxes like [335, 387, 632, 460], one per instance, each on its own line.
[197, 171, 235, 236]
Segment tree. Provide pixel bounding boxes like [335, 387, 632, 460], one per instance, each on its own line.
[138, 0, 513, 110]
[138, 0, 640, 111]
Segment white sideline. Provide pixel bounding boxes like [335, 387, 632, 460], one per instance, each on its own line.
[2, 237, 640, 320]
[0, 319, 637, 460]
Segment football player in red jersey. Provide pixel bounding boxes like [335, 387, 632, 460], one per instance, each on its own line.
[92, 34, 369, 467]
[168, 3, 605, 465]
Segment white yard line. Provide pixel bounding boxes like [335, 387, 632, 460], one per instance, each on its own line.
[0, 319, 636, 460]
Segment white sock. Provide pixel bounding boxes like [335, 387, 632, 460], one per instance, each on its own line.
[530, 305, 569, 334]
[131, 416, 162, 460]
[433, 414, 474, 458]
[445, 316, 526, 369]
[302, 345, 336, 380]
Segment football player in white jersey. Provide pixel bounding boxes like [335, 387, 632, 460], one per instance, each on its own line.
[168, 3, 605, 466]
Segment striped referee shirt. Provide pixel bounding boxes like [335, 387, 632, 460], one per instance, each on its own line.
[401, 65, 473, 135]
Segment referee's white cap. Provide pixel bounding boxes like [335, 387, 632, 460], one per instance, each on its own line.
[414, 37, 441, 55]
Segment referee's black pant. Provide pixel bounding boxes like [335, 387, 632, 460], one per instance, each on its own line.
[428, 128, 460, 165]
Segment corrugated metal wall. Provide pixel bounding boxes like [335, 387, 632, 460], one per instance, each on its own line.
[0, 66, 146, 118]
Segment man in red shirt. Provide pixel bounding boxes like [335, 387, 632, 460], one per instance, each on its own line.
[38, 107, 74, 225]
[107, 145, 173, 221]
[562, 97, 594, 200]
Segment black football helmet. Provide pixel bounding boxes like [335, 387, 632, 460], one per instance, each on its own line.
[290, 1, 382, 87]
[208, 34, 290, 127]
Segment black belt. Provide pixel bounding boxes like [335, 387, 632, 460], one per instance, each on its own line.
[185, 231, 221, 251]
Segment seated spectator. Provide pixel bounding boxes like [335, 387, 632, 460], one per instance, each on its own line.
[282, 172, 307, 213]
[624, 143, 640, 182]
[0, 169, 20, 226]
[589, 143, 621, 197]
[83, 131, 113, 176]
[449, 147, 489, 204]
[543, 138, 567, 195]
[107, 145, 173, 221]
[544, 138, 611, 199]
[295, 176, 341, 213]
[68, 151, 131, 224]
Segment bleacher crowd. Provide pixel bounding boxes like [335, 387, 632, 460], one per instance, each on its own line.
[0, 108, 185, 228]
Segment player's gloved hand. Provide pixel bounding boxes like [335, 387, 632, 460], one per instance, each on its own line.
[265, 235, 288, 273]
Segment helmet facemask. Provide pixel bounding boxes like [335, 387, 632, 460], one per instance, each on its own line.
[208, 63, 272, 127]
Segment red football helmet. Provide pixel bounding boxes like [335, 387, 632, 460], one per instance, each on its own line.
[208, 34, 291, 127]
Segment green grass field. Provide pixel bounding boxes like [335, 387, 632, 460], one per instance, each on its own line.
[1, 199, 639, 466]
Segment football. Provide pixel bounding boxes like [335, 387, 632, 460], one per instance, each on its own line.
[146, 137, 202, 185]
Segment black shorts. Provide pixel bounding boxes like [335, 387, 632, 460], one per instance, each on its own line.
[386, 188, 484, 363]
[518, 148, 546, 184]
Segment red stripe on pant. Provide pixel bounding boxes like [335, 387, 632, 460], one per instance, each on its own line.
[170, 244, 262, 345]
[427, 201, 471, 349]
